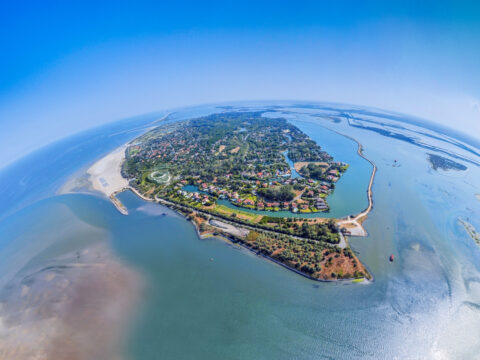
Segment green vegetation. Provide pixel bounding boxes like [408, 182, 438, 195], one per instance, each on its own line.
[123, 112, 348, 241]
[298, 163, 327, 179]
[245, 231, 327, 271]
[257, 185, 295, 202]
[298, 162, 347, 182]
[122, 111, 368, 281]
[123, 111, 346, 215]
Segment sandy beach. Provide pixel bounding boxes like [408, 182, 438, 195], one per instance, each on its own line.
[87, 145, 129, 197]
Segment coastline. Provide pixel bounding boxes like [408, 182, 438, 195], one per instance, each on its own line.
[122, 188, 372, 283]
[335, 133, 377, 237]
[458, 218, 480, 246]
[58, 145, 130, 215]
[67, 123, 377, 283]
[86, 144, 129, 196]
[72, 112, 173, 215]
[74, 115, 377, 237]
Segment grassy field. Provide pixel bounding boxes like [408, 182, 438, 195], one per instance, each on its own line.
[213, 204, 263, 223]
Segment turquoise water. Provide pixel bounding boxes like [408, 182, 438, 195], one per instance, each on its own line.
[213, 122, 371, 218]
[182, 184, 208, 194]
[1, 103, 480, 359]
[282, 150, 302, 178]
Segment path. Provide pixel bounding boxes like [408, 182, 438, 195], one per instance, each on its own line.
[337, 139, 377, 237]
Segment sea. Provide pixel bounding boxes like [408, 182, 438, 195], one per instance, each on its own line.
[1, 102, 480, 359]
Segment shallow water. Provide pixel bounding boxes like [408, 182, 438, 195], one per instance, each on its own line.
[0, 102, 480, 359]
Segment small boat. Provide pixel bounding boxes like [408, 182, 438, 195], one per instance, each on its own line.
[389, 254, 395, 262]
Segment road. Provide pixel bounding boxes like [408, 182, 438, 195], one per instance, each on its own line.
[148, 192, 342, 248]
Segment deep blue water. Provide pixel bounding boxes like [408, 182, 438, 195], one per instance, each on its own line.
[0, 112, 164, 221]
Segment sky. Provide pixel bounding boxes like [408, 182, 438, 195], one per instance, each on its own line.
[0, 0, 479, 169]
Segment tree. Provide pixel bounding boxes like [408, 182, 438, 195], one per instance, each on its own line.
[301, 222, 310, 237]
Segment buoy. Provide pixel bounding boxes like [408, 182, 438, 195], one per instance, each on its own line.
[389, 254, 395, 262]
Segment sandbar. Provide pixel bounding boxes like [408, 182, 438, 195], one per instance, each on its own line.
[0, 242, 142, 360]
[87, 145, 128, 197]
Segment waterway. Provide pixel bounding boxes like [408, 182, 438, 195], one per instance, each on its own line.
[282, 150, 302, 179]
[211, 121, 372, 218]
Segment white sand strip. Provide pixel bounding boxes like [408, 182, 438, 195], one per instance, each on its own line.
[87, 145, 128, 197]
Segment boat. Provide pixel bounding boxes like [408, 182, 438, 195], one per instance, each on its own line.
[389, 254, 395, 262]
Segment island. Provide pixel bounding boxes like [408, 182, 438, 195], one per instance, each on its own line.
[427, 153, 467, 171]
[116, 111, 371, 282]
[459, 218, 480, 247]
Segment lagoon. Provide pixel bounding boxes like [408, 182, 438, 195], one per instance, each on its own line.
[211, 120, 372, 219]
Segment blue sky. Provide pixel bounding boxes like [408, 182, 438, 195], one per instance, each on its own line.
[1, 1, 479, 168]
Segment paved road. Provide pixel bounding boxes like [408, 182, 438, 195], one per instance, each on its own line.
[152, 193, 342, 249]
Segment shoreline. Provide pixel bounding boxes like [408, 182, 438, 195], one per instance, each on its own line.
[86, 144, 129, 197]
[123, 187, 372, 283]
[75, 116, 377, 233]
[58, 112, 173, 204]
[335, 132, 377, 237]
[458, 217, 480, 246]
[65, 120, 377, 283]
[290, 118, 377, 236]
